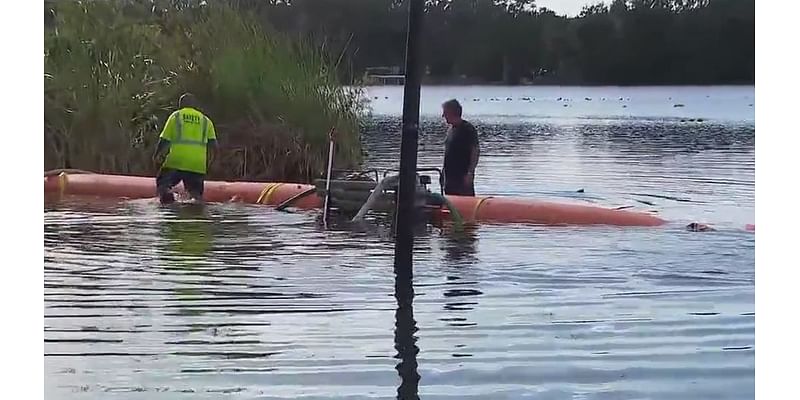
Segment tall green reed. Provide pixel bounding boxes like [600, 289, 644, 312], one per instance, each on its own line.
[45, 0, 366, 182]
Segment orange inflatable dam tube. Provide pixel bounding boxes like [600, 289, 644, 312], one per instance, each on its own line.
[45, 173, 665, 227]
[44, 173, 322, 209]
[445, 195, 666, 227]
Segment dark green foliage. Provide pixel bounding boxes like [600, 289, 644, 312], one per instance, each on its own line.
[254, 0, 753, 85]
[44, 0, 366, 182]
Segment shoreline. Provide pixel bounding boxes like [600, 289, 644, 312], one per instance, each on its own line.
[358, 81, 756, 88]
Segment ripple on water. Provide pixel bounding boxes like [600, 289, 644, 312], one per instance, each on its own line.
[45, 93, 754, 399]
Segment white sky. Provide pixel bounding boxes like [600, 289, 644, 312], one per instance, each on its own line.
[536, 0, 607, 17]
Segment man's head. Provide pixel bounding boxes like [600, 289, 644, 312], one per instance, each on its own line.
[178, 92, 198, 109]
[442, 99, 463, 125]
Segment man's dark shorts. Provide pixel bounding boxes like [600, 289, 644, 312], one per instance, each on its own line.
[444, 178, 475, 196]
[156, 168, 205, 203]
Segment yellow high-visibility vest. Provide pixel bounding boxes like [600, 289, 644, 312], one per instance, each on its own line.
[159, 107, 217, 174]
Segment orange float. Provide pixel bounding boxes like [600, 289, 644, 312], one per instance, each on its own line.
[44, 172, 322, 209]
[444, 195, 664, 226]
[44, 171, 666, 227]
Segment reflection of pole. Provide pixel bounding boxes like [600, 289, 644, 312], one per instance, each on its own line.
[394, 271, 420, 400]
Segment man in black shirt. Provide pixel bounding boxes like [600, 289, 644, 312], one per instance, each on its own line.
[441, 99, 480, 196]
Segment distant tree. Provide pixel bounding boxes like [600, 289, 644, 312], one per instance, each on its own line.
[120, 0, 755, 85]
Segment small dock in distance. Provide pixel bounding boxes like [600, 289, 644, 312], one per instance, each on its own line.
[364, 66, 405, 85]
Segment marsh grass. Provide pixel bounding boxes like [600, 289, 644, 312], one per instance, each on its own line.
[44, 0, 367, 182]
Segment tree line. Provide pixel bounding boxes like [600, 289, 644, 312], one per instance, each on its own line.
[223, 0, 753, 85]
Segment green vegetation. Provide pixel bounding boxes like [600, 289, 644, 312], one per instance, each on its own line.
[44, 0, 366, 182]
[256, 0, 754, 85]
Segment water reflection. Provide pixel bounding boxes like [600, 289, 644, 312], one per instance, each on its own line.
[441, 225, 479, 266]
[160, 204, 213, 264]
[394, 256, 420, 399]
[439, 227, 482, 332]
[158, 204, 214, 320]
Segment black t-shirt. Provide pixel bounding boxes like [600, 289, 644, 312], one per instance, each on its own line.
[443, 120, 478, 180]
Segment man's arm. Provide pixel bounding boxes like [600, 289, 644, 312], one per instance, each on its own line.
[468, 143, 479, 174]
[465, 127, 480, 183]
[206, 119, 219, 165]
[154, 139, 170, 161]
[207, 139, 218, 164]
[153, 112, 177, 163]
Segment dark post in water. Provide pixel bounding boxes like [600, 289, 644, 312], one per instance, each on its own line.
[393, 0, 424, 277]
[393, 0, 424, 398]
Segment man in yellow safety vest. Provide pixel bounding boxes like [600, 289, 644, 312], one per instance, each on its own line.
[152, 93, 218, 204]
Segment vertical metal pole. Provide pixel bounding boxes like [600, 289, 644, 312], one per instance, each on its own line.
[393, 1, 424, 398]
[322, 128, 335, 229]
[394, 0, 424, 279]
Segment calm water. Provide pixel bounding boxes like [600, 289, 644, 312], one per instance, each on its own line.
[45, 86, 755, 399]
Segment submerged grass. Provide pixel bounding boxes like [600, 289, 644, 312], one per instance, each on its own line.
[44, 0, 368, 182]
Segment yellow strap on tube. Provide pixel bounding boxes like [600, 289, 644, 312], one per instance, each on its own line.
[263, 183, 283, 205]
[256, 183, 276, 204]
[472, 196, 492, 222]
[257, 183, 284, 205]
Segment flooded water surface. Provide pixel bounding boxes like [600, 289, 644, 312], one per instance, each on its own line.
[45, 86, 755, 399]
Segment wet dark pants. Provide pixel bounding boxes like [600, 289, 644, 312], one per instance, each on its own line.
[156, 168, 205, 204]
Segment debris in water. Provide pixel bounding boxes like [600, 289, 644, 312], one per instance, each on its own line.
[687, 222, 715, 232]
